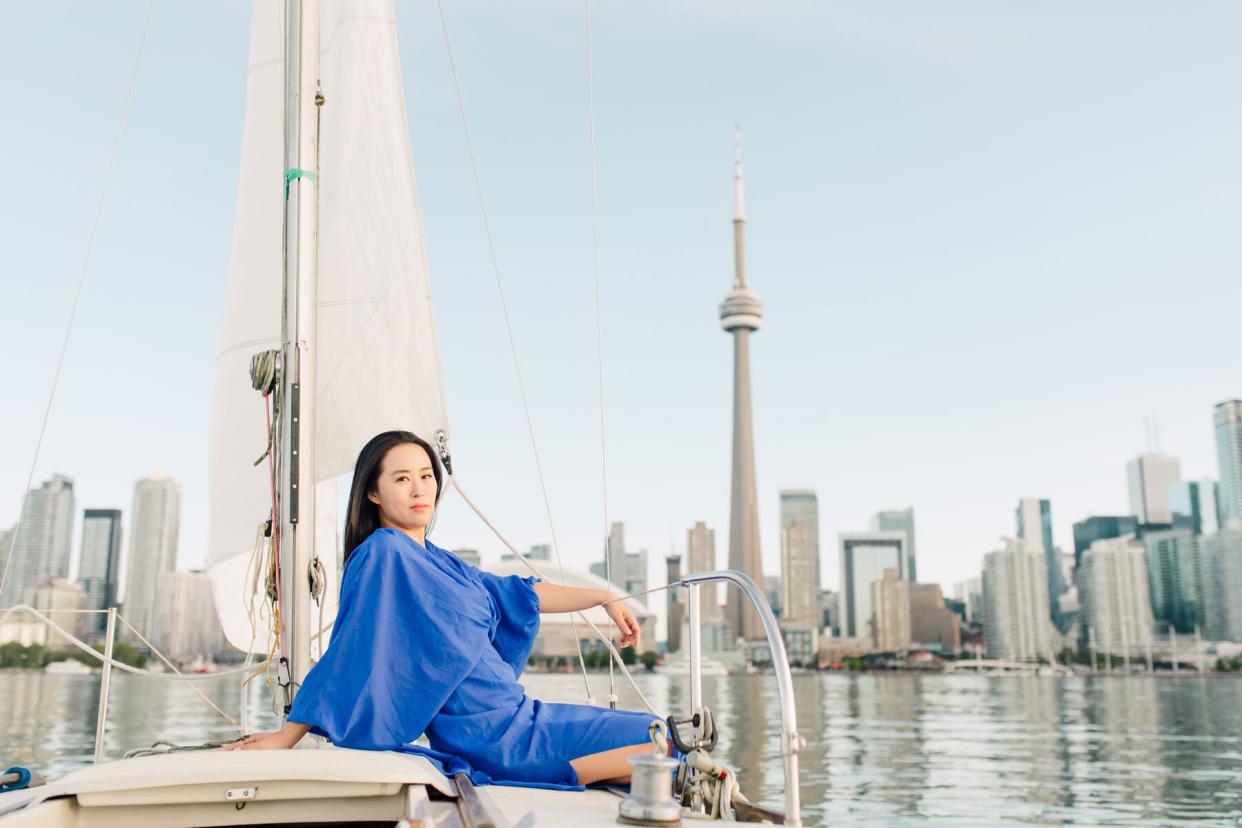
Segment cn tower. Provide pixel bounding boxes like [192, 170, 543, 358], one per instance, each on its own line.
[720, 128, 765, 643]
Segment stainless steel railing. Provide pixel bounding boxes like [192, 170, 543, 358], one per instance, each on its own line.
[680, 569, 803, 826]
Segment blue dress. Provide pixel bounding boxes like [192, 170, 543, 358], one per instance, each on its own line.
[287, 528, 657, 788]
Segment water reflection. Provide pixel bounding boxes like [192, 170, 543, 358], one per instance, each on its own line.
[2, 670, 1241, 826]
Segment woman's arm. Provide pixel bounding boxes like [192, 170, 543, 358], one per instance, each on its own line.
[531, 581, 641, 649]
[223, 721, 311, 751]
[531, 581, 608, 613]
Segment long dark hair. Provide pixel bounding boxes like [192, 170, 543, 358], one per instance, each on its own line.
[342, 430, 444, 567]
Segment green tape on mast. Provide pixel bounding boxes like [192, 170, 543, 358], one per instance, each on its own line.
[284, 168, 317, 199]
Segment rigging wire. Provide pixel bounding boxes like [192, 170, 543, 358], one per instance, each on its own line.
[0, 0, 157, 603]
[434, 0, 593, 701]
[582, 0, 617, 708]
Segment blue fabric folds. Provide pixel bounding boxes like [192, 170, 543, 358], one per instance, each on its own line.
[287, 528, 657, 788]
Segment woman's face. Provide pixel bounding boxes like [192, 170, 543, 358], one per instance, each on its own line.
[368, 442, 438, 539]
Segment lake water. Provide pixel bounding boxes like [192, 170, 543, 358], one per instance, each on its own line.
[2, 669, 1241, 826]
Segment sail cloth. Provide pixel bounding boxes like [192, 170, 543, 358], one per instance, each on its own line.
[207, 0, 449, 651]
[288, 530, 659, 788]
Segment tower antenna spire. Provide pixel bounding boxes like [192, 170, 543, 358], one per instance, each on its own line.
[732, 124, 746, 289]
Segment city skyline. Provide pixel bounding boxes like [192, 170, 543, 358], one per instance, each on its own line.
[2, 2, 1241, 600]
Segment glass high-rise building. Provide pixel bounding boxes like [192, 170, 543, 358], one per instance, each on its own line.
[79, 509, 122, 635]
[982, 538, 1058, 662]
[870, 508, 917, 583]
[1215, 400, 1242, 528]
[1143, 527, 1203, 633]
[0, 475, 75, 608]
[1169, 480, 1220, 536]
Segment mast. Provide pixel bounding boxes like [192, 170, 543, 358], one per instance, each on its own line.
[279, 0, 321, 712]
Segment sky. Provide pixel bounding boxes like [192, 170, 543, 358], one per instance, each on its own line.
[2, 2, 1241, 625]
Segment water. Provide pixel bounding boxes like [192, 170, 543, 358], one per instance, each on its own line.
[2, 669, 1241, 826]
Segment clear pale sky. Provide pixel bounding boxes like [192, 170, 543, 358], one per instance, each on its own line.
[2, 2, 1240, 609]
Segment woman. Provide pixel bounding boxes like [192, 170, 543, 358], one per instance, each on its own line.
[226, 430, 660, 788]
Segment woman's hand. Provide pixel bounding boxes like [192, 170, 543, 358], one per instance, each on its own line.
[221, 722, 310, 751]
[604, 600, 640, 650]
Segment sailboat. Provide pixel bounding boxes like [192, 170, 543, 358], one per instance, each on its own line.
[0, 1, 803, 825]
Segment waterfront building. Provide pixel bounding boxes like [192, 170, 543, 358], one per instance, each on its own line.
[0, 475, 75, 609]
[1204, 529, 1242, 641]
[21, 577, 86, 650]
[780, 490, 819, 628]
[455, 548, 482, 568]
[121, 475, 181, 642]
[720, 133, 766, 642]
[871, 507, 917, 583]
[1169, 480, 1220, 536]
[982, 538, 1058, 662]
[665, 553, 684, 654]
[686, 521, 720, 614]
[1143, 528, 1203, 633]
[79, 509, 122, 636]
[871, 569, 911, 651]
[1078, 536, 1154, 656]
[1073, 515, 1139, 571]
[780, 625, 819, 667]
[1215, 400, 1242, 527]
[486, 560, 655, 662]
[152, 570, 225, 663]
[1128, 453, 1183, 525]
[589, 524, 648, 605]
[500, 544, 548, 564]
[1015, 498, 1062, 626]
[839, 531, 907, 640]
[910, 583, 961, 650]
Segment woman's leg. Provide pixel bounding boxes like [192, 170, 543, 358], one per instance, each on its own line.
[569, 742, 654, 786]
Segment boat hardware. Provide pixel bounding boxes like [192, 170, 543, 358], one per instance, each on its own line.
[618, 752, 680, 826]
[453, 771, 496, 828]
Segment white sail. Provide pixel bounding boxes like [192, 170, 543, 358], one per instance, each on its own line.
[208, 0, 449, 651]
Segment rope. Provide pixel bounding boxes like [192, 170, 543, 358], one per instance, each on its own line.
[447, 477, 656, 715]
[0, 605, 263, 682]
[0, 0, 157, 604]
[434, 0, 593, 701]
[115, 613, 241, 731]
[582, 0, 616, 709]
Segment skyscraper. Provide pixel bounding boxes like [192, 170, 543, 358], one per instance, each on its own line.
[1143, 527, 1202, 633]
[0, 475, 75, 608]
[1168, 480, 1220, 536]
[122, 475, 181, 641]
[981, 538, 1058, 662]
[871, 508, 917, 583]
[1214, 400, 1242, 527]
[665, 553, 684, 654]
[909, 583, 961, 650]
[79, 509, 122, 636]
[685, 521, 720, 616]
[152, 570, 225, 663]
[780, 490, 819, 628]
[1127, 454, 1183, 525]
[1204, 528, 1242, 642]
[590, 523, 648, 604]
[871, 569, 911, 651]
[1078, 536, 1153, 656]
[720, 131, 765, 642]
[839, 531, 906, 640]
[1015, 498, 1061, 624]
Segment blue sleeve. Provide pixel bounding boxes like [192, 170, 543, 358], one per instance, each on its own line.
[288, 533, 492, 749]
[477, 571, 541, 676]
